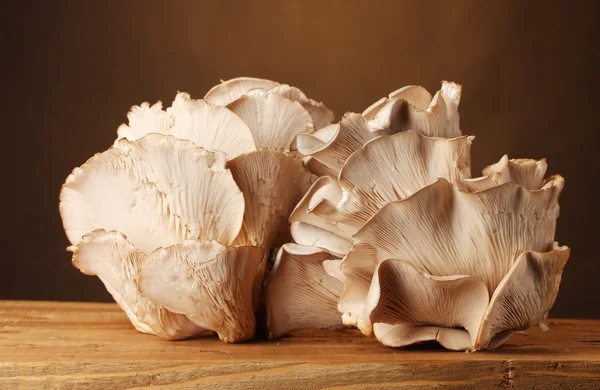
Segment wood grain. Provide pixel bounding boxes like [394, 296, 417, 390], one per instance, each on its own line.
[0, 301, 598, 389]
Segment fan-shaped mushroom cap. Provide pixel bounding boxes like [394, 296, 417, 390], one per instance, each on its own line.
[228, 150, 312, 249]
[204, 77, 280, 106]
[303, 156, 338, 178]
[139, 241, 264, 343]
[226, 94, 314, 150]
[322, 243, 379, 327]
[265, 244, 344, 339]
[296, 113, 378, 174]
[290, 222, 353, 257]
[322, 248, 375, 328]
[365, 81, 462, 138]
[362, 259, 489, 350]
[354, 176, 564, 293]
[115, 101, 173, 141]
[70, 230, 203, 340]
[459, 155, 548, 192]
[204, 78, 334, 130]
[475, 243, 570, 349]
[291, 131, 474, 241]
[362, 85, 433, 120]
[227, 150, 313, 305]
[116, 93, 257, 160]
[60, 134, 245, 251]
[289, 176, 354, 255]
[266, 84, 334, 129]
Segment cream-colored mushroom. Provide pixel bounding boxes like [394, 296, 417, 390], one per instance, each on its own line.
[226, 94, 314, 150]
[116, 92, 257, 159]
[205, 77, 334, 129]
[266, 84, 334, 129]
[270, 80, 569, 351]
[295, 82, 462, 176]
[61, 78, 334, 343]
[365, 81, 462, 138]
[265, 244, 344, 339]
[458, 155, 548, 192]
[363, 259, 489, 350]
[362, 85, 433, 120]
[203, 77, 280, 106]
[290, 131, 474, 245]
[70, 229, 203, 340]
[353, 177, 564, 292]
[296, 113, 378, 174]
[60, 134, 245, 250]
[475, 243, 570, 349]
[139, 241, 264, 343]
[60, 134, 249, 340]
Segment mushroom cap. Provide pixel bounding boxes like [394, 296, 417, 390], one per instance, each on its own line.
[265, 244, 344, 339]
[139, 240, 264, 343]
[474, 243, 570, 349]
[353, 176, 564, 293]
[70, 229, 203, 340]
[205, 77, 334, 129]
[459, 155, 548, 192]
[60, 134, 245, 251]
[296, 113, 377, 174]
[228, 150, 313, 249]
[364, 259, 489, 350]
[366, 81, 462, 138]
[226, 94, 314, 150]
[204, 77, 280, 106]
[290, 131, 474, 244]
[116, 93, 257, 160]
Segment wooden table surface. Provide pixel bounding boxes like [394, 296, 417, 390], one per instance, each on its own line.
[0, 301, 598, 389]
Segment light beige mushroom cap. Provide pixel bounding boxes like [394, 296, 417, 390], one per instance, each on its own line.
[205, 77, 334, 129]
[474, 243, 570, 349]
[365, 81, 462, 138]
[204, 77, 280, 106]
[116, 93, 257, 160]
[60, 134, 248, 340]
[60, 134, 245, 251]
[139, 241, 264, 343]
[296, 82, 462, 176]
[364, 259, 489, 350]
[69, 229, 203, 340]
[296, 113, 378, 174]
[265, 244, 344, 339]
[226, 94, 314, 150]
[290, 131, 474, 249]
[350, 242, 569, 350]
[353, 176, 564, 293]
[336, 173, 567, 350]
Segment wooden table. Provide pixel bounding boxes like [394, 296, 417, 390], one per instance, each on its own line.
[0, 301, 598, 389]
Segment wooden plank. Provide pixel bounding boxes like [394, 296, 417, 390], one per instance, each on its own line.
[0, 300, 598, 389]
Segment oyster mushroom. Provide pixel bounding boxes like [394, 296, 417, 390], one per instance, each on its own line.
[61, 135, 247, 340]
[296, 81, 462, 176]
[204, 77, 334, 129]
[70, 229, 203, 340]
[265, 244, 344, 339]
[139, 241, 264, 343]
[60, 77, 330, 342]
[289, 130, 474, 254]
[266, 81, 569, 351]
[364, 81, 461, 137]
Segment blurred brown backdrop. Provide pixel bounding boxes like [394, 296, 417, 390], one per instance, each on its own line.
[2, 1, 598, 318]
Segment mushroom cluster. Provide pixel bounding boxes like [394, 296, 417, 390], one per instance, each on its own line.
[60, 77, 333, 342]
[266, 82, 569, 350]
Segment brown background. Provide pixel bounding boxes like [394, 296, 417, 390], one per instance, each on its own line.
[2, 1, 598, 318]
